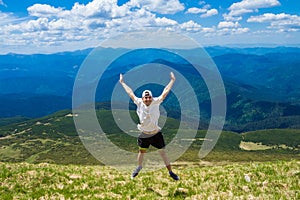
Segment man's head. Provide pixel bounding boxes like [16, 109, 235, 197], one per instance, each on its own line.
[142, 90, 153, 106]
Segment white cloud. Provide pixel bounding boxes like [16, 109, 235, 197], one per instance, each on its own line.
[248, 13, 300, 32]
[70, 0, 130, 18]
[0, 1, 136, 53]
[217, 27, 250, 36]
[228, 8, 253, 17]
[185, 4, 218, 18]
[28, 4, 63, 18]
[248, 13, 294, 22]
[186, 7, 206, 14]
[127, 0, 184, 14]
[200, 9, 218, 18]
[180, 20, 201, 32]
[2, 0, 295, 54]
[228, 0, 280, 16]
[223, 13, 242, 22]
[235, 27, 250, 34]
[155, 17, 178, 27]
[5, 18, 50, 33]
[218, 21, 240, 29]
[201, 27, 215, 33]
[27, 0, 130, 19]
[6, 0, 184, 40]
[0, 12, 13, 25]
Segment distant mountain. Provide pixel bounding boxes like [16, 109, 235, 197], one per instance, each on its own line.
[0, 93, 71, 118]
[0, 46, 299, 131]
[0, 50, 91, 95]
[206, 46, 300, 57]
[213, 52, 300, 102]
[0, 116, 30, 126]
[224, 90, 300, 132]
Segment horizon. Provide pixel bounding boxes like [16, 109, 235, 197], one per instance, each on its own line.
[1, 44, 300, 56]
[1, 0, 300, 54]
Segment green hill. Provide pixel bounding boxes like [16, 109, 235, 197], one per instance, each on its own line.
[0, 109, 299, 165]
[0, 116, 31, 127]
[242, 129, 300, 149]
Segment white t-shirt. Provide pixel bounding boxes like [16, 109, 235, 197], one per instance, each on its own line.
[134, 96, 163, 133]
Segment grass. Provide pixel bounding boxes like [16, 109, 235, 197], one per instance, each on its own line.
[242, 129, 300, 149]
[0, 110, 299, 199]
[0, 160, 299, 199]
[240, 141, 274, 151]
[0, 110, 299, 164]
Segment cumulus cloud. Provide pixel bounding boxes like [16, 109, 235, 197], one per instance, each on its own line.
[201, 27, 215, 33]
[186, 7, 206, 14]
[5, 0, 183, 38]
[248, 13, 295, 22]
[28, 4, 64, 18]
[216, 27, 249, 36]
[228, 0, 280, 17]
[0, 1, 131, 53]
[200, 9, 218, 18]
[70, 0, 130, 18]
[208, 20, 248, 37]
[218, 21, 240, 29]
[180, 20, 201, 32]
[248, 13, 300, 32]
[127, 0, 184, 14]
[185, 3, 218, 18]
[0, 12, 13, 25]
[223, 14, 242, 22]
[155, 17, 178, 27]
[2, 0, 291, 54]
[27, 0, 130, 19]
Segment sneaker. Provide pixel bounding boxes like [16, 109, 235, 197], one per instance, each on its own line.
[169, 171, 180, 180]
[131, 166, 142, 179]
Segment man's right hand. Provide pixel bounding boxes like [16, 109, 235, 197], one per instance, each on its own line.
[119, 74, 124, 84]
[119, 73, 136, 101]
[170, 72, 176, 81]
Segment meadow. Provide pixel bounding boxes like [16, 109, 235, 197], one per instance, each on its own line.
[1, 160, 299, 199]
[0, 110, 299, 199]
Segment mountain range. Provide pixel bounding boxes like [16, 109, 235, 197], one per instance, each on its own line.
[0, 46, 299, 132]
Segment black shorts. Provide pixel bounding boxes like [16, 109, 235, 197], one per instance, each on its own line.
[138, 132, 166, 150]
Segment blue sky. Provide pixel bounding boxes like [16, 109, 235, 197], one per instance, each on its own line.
[0, 0, 300, 54]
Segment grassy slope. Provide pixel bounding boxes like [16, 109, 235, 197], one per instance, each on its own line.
[1, 160, 299, 199]
[242, 129, 300, 148]
[0, 110, 299, 199]
[0, 110, 299, 164]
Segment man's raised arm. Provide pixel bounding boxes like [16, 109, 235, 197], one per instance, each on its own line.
[160, 72, 176, 101]
[119, 74, 136, 101]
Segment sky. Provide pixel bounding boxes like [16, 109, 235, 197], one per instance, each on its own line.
[0, 0, 300, 54]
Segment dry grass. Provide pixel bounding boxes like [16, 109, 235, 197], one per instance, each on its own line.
[1, 160, 299, 199]
[239, 141, 273, 151]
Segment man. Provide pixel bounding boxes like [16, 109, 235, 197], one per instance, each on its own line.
[119, 72, 179, 180]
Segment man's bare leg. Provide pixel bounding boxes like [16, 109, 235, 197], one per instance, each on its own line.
[131, 149, 146, 179]
[138, 149, 146, 167]
[158, 149, 179, 180]
[158, 149, 171, 171]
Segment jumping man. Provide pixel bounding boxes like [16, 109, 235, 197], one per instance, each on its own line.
[119, 72, 179, 180]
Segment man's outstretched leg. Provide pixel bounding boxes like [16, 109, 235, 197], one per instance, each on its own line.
[158, 149, 180, 180]
[131, 149, 146, 179]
